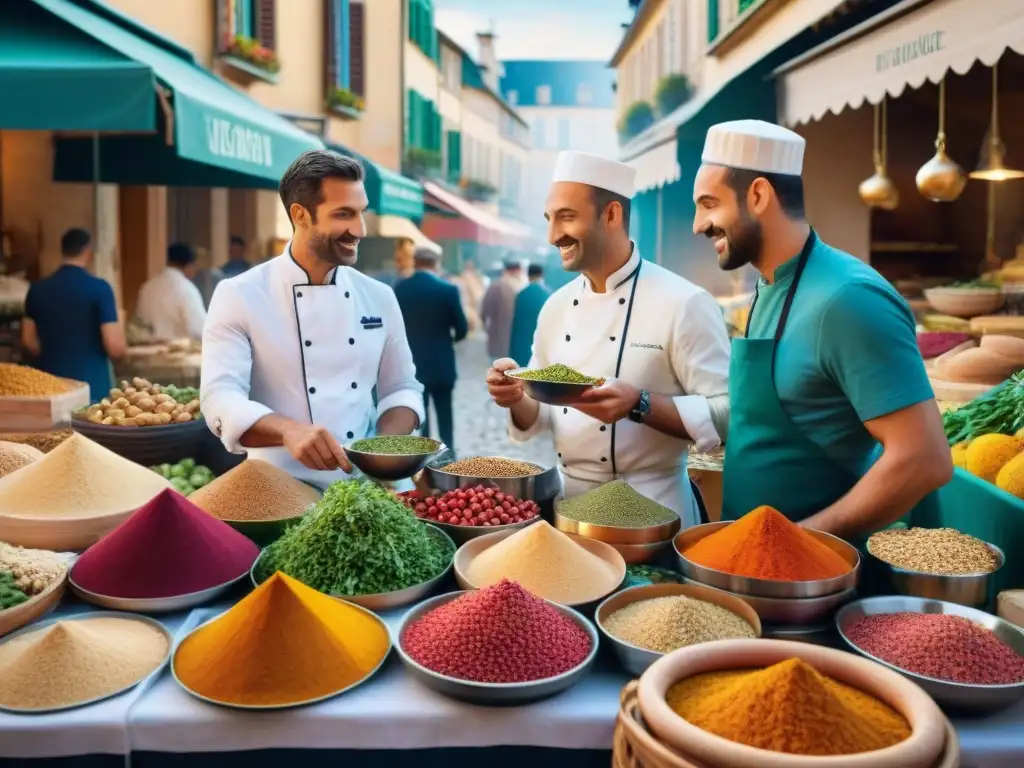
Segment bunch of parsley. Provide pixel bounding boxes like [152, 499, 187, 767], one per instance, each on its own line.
[256, 480, 453, 595]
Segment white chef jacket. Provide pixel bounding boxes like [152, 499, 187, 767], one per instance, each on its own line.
[509, 247, 730, 526]
[135, 267, 208, 340]
[200, 245, 425, 489]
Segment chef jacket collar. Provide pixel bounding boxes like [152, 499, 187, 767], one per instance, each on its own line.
[580, 242, 641, 294]
[759, 246, 804, 288]
[277, 240, 340, 286]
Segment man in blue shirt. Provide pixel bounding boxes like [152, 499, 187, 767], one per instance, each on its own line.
[221, 235, 252, 279]
[509, 263, 550, 367]
[22, 229, 125, 400]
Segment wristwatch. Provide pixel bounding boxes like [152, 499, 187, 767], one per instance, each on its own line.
[629, 390, 651, 424]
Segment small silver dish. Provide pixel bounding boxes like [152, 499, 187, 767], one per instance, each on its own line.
[682, 578, 855, 625]
[674, 521, 860, 599]
[868, 541, 1004, 607]
[344, 438, 445, 481]
[395, 590, 599, 705]
[503, 369, 601, 406]
[836, 596, 1024, 712]
[424, 457, 561, 502]
[554, 510, 681, 545]
[68, 571, 249, 614]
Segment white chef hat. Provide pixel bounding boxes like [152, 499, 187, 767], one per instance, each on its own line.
[552, 151, 637, 199]
[702, 120, 805, 176]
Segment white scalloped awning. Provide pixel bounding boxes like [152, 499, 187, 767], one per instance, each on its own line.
[625, 137, 681, 193]
[775, 0, 1024, 126]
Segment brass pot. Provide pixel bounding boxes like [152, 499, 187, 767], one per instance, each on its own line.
[859, 165, 900, 210]
[916, 143, 967, 202]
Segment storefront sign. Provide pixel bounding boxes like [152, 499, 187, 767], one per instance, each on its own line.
[205, 116, 274, 168]
[876, 30, 945, 72]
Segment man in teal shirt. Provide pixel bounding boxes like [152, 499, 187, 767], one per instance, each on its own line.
[509, 263, 550, 367]
[692, 120, 952, 540]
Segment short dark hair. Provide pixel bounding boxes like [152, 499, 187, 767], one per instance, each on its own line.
[591, 187, 631, 230]
[723, 168, 805, 219]
[528, 264, 543, 278]
[167, 242, 196, 267]
[61, 228, 92, 258]
[279, 150, 365, 224]
[229, 235, 245, 248]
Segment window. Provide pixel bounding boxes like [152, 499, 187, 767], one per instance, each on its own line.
[536, 85, 551, 105]
[325, 0, 364, 105]
[441, 45, 461, 92]
[221, 0, 276, 57]
[235, 0, 254, 37]
[507, 89, 518, 106]
[576, 83, 591, 105]
[408, 0, 438, 60]
[558, 118, 571, 150]
[532, 117, 545, 149]
[446, 130, 462, 182]
[544, 119, 558, 150]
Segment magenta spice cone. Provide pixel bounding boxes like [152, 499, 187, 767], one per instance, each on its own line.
[847, 612, 1024, 685]
[401, 580, 592, 683]
[72, 488, 260, 599]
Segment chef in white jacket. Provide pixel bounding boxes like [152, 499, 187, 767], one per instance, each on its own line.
[201, 151, 425, 488]
[486, 151, 731, 526]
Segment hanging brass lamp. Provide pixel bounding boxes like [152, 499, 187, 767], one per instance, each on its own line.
[970, 62, 1024, 181]
[916, 78, 967, 202]
[859, 98, 899, 210]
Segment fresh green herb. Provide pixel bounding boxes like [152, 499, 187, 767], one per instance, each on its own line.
[255, 480, 454, 595]
[0, 571, 29, 610]
[510, 363, 603, 385]
[349, 435, 440, 455]
[943, 372, 1024, 445]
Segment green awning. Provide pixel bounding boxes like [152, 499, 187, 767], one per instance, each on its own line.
[33, 0, 322, 182]
[0, 0, 155, 130]
[328, 144, 424, 220]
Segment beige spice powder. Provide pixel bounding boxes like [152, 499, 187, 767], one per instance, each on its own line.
[0, 441, 43, 478]
[189, 459, 321, 522]
[604, 595, 755, 654]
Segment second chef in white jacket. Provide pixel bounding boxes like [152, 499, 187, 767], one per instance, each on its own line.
[487, 152, 731, 527]
[201, 151, 424, 488]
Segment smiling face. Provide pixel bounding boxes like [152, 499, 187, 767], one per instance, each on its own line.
[692, 164, 764, 272]
[292, 177, 368, 268]
[544, 181, 615, 272]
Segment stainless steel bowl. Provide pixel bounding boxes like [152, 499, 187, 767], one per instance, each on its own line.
[415, 514, 541, 545]
[682, 577, 856, 625]
[836, 596, 1024, 712]
[868, 541, 1004, 607]
[504, 369, 600, 406]
[394, 590, 599, 705]
[674, 521, 860, 598]
[606, 538, 675, 565]
[424, 457, 561, 502]
[761, 622, 836, 645]
[344, 439, 445, 481]
[553, 510, 680, 545]
[68, 571, 249, 613]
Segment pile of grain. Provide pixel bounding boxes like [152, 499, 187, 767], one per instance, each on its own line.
[603, 595, 755, 654]
[466, 521, 621, 604]
[0, 430, 72, 454]
[190, 460, 321, 522]
[0, 434, 171, 519]
[868, 527, 999, 575]
[0, 442, 43, 478]
[558, 479, 676, 527]
[439, 457, 542, 477]
[0, 364, 73, 397]
[0, 542, 71, 595]
[0, 616, 169, 710]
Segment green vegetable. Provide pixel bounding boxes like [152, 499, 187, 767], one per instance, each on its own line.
[0, 571, 29, 610]
[510, 363, 602, 385]
[150, 459, 214, 496]
[943, 372, 1024, 445]
[189, 472, 210, 489]
[156, 463, 173, 478]
[256, 480, 454, 595]
[163, 384, 200, 405]
[349, 435, 439, 455]
[179, 458, 196, 472]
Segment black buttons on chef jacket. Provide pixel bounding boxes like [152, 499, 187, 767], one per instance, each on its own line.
[601, 457, 608, 463]
[305, 340, 311, 347]
[344, 291, 350, 298]
[346, 431, 354, 439]
[573, 299, 578, 306]
[309, 387, 316, 394]
[351, 382, 357, 389]
[565, 334, 571, 342]
[557, 453, 562, 458]
[610, 336, 616, 342]
[600, 425, 607, 432]
[619, 298, 625, 305]
[349, 338, 355, 345]
[563, 408, 568, 414]
[297, 291, 303, 298]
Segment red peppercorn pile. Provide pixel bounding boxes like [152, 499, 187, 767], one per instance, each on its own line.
[847, 612, 1024, 685]
[397, 487, 539, 528]
[401, 579, 592, 683]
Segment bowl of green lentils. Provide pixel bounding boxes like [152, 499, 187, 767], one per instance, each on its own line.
[344, 436, 445, 481]
[504, 364, 604, 406]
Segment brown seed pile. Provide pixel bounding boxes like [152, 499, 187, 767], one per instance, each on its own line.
[0, 430, 73, 454]
[0, 364, 73, 397]
[0, 616, 169, 710]
[0, 542, 71, 595]
[0, 441, 43, 478]
[0, 433, 171, 519]
[440, 457, 542, 477]
[190, 459, 321, 522]
[603, 595, 755, 654]
[869, 527, 1000, 575]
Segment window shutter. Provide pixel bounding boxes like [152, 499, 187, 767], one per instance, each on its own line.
[257, 0, 276, 50]
[324, 0, 338, 92]
[349, 2, 365, 96]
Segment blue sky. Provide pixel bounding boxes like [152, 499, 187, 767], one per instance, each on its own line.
[435, 0, 633, 61]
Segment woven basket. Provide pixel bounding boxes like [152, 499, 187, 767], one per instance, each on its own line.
[613, 681, 707, 768]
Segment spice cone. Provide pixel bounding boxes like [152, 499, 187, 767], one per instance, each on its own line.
[0, 441, 43, 478]
[189, 459, 320, 522]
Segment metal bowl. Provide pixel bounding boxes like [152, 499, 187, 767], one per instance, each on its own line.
[395, 590, 599, 705]
[682, 577, 856, 625]
[71, 414, 207, 466]
[760, 622, 836, 645]
[836, 596, 1024, 712]
[596, 583, 761, 676]
[454, 527, 627, 608]
[69, 570, 249, 613]
[554, 510, 680, 545]
[172, 600, 392, 710]
[504, 369, 600, 406]
[414, 514, 542, 545]
[344, 439, 445, 481]
[0, 611, 172, 714]
[674, 521, 860, 598]
[606, 538, 675, 565]
[868, 541, 1004, 607]
[424, 457, 561, 502]
[250, 524, 456, 611]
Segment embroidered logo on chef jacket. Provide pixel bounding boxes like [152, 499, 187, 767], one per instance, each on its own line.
[360, 316, 383, 330]
[629, 342, 664, 351]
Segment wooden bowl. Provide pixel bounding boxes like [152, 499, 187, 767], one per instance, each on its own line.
[0, 570, 68, 637]
[637, 638, 947, 768]
[924, 287, 1004, 318]
[0, 509, 138, 551]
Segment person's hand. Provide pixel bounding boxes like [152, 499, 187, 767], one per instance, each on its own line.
[281, 423, 352, 473]
[571, 379, 641, 424]
[486, 358, 524, 408]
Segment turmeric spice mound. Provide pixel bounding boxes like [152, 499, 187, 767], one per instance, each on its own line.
[683, 506, 851, 581]
[666, 658, 911, 756]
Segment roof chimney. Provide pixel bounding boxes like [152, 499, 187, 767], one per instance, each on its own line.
[476, 31, 503, 91]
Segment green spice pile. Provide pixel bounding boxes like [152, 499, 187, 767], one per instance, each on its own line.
[440, 457, 541, 477]
[0, 572, 29, 609]
[868, 527, 999, 575]
[558, 479, 677, 528]
[349, 435, 439, 455]
[256, 480, 454, 595]
[603, 595, 755, 654]
[511, 363, 603, 385]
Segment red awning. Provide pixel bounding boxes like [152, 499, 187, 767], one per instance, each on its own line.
[422, 181, 532, 247]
